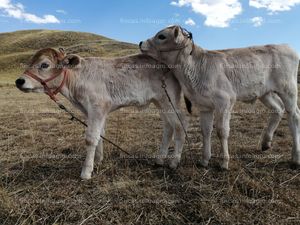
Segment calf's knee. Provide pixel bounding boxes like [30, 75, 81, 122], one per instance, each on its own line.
[85, 136, 99, 147]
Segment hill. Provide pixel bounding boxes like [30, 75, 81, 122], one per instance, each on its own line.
[0, 30, 138, 84]
[0, 30, 299, 84]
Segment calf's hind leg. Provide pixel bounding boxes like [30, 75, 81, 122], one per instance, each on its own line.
[215, 99, 234, 170]
[277, 91, 300, 166]
[260, 93, 284, 151]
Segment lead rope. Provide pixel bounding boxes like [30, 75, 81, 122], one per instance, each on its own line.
[161, 79, 190, 142]
[161, 77, 197, 167]
[54, 101, 131, 156]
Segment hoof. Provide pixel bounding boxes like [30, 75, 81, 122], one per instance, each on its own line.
[168, 159, 180, 169]
[94, 157, 103, 165]
[261, 142, 272, 151]
[218, 165, 229, 172]
[220, 162, 229, 171]
[94, 159, 103, 166]
[80, 174, 92, 180]
[155, 158, 165, 166]
[290, 162, 300, 170]
[80, 170, 92, 180]
[199, 159, 209, 168]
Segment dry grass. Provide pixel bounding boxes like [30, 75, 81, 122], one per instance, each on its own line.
[0, 29, 299, 225]
[0, 87, 299, 225]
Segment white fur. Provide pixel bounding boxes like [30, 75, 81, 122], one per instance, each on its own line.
[17, 51, 188, 179]
[141, 25, 300, 169]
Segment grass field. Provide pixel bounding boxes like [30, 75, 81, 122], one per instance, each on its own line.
[0, 30, 299, 225]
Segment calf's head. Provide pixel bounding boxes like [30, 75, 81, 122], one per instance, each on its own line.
[139, 25, 193, 64]
[15, 48, 81, 93]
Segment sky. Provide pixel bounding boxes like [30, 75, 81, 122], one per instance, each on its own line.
[0, 0, 300, 54]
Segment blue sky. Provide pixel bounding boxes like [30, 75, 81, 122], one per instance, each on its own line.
[0, 0, 300, 54]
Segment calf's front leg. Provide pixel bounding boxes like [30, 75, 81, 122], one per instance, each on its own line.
[81, 111, 107, 180]
[215, 108, 232, 170]
[168, 112, 187, 169]
[199, 110, 214, 167]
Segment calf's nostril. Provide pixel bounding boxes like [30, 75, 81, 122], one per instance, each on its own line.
[139, 41, 143, 47]
[15, 78, 25, 86]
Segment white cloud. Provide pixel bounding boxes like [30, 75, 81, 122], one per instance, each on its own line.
[185, 18, 196, 26]
[249, 0, 300, 13]
[171, 0, 242, 28]
[0, 0, 60, 24]
[56, 9, 67, 15]
[251, 16, 264, 27]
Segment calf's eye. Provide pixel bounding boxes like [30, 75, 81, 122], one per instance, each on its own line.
[40, 63, 49, 69]
[158, 34, 166, 40]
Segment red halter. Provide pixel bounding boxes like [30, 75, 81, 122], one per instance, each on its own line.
[25, 69, 68, 102]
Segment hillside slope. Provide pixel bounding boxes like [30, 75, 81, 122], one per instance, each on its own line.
[0, 30, 299, 84]
[0, 30, 138, 84]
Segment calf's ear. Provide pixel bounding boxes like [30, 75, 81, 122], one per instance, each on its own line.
[62, 54, 81, 68]
[174, 26, 179, 38]
[174, 26, 183, 44]
[59, 47, 65, 54]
